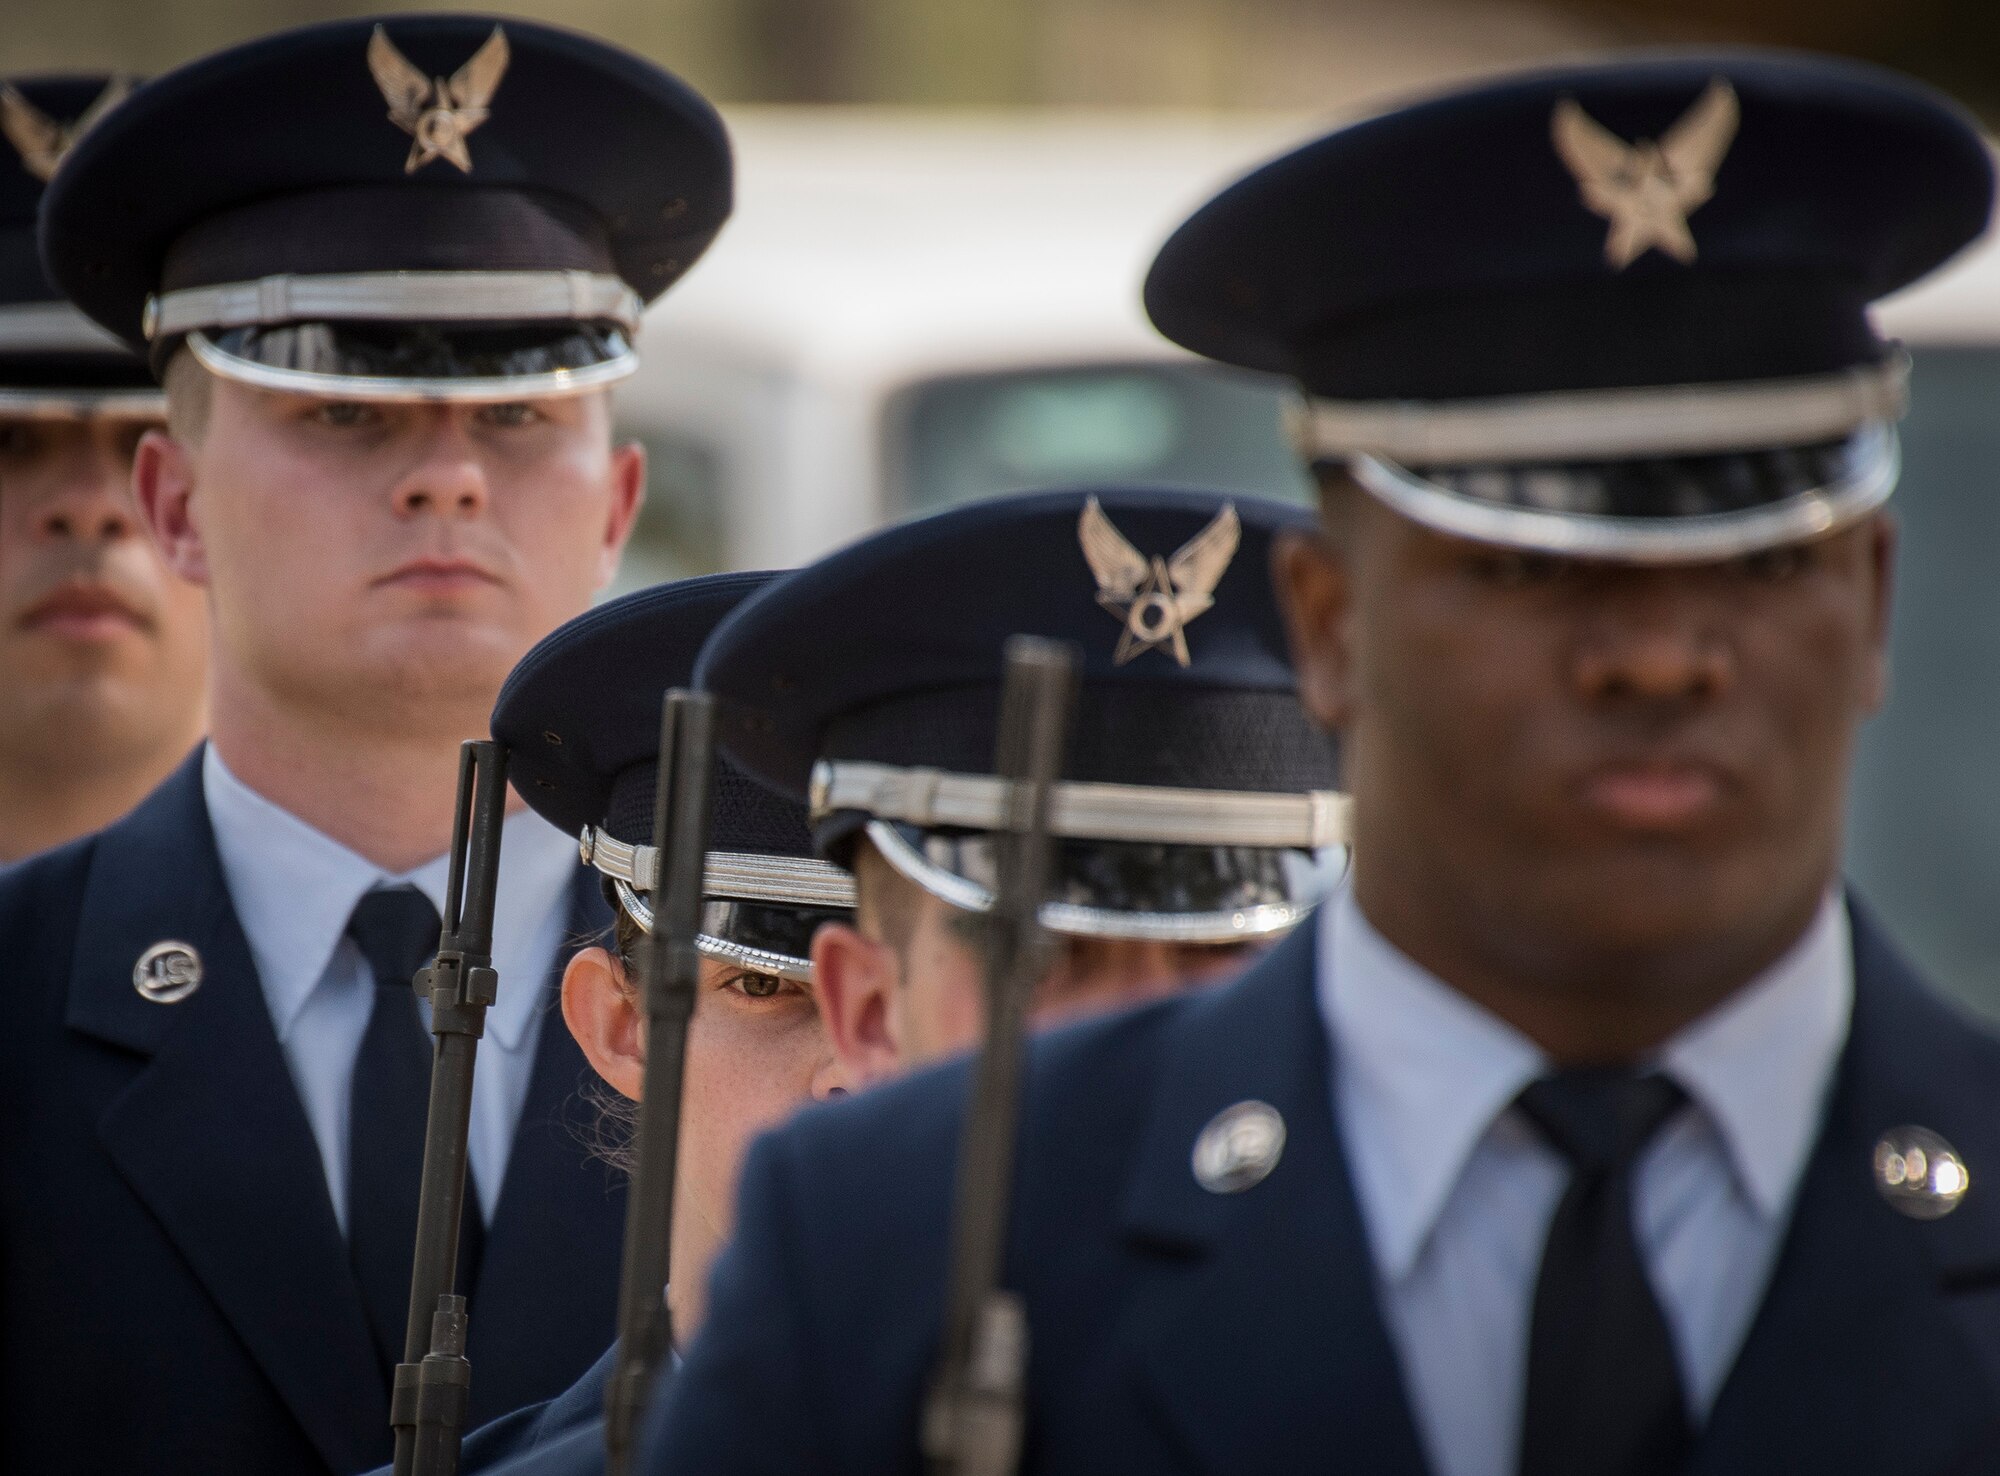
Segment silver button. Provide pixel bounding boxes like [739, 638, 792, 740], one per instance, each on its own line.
[1192, 1100, 1286, 1194]
[132, 940, 203, 1004]
[1874, 1125, 1969, 1220]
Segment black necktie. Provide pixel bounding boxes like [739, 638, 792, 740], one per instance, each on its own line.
[346, 886, 483, 1376]
[1516, 1070, 1692, 1476]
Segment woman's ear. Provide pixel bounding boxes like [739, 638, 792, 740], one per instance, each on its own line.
[810, 921, 905, 1091]
[561, 945, 644, 1100]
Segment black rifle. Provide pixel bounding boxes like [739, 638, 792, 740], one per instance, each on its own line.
[603, 689, 718, 1476]
[921, 636, 1078, 1476]
[390, 739, 509, 1476]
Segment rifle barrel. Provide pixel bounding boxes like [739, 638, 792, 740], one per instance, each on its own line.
[923, 636, 1078, 1476]
[604, 689, 717, 1476]
[392, 739, 509, 1476]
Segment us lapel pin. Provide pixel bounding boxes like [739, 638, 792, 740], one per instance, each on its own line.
[132, 940, 203, 1004]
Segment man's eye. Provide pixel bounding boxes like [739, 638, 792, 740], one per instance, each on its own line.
[1469, 549, 1574, 587]
[310, 402, 381, 429]
[1739, 544, 1814, 582]
[479, 402, 540, 428]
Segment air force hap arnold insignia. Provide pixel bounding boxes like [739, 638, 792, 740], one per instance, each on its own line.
[1193, 1100, 1286, 1194]
[0, 76, 132, 182]
[368, 23, 510, 175]
[1078, 496, 1240, 667]
[1551, 78, 1739, 270]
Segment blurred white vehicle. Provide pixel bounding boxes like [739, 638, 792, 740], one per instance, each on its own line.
[609, 109, 1312, 584]
[610, 107, 2000, 1020]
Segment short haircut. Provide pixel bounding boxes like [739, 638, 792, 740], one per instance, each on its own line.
[161, 349, 212, 446]
[1310, 460, 1365, 542]
[852, 838, 923, 956]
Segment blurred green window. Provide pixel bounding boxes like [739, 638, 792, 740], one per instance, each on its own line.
[887, 361, 1312, 512]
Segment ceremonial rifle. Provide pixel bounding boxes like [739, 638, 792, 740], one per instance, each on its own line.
[922, 636, 1078, 1476]
[604, 689, 717, 1476]
[392, 739, 509, 1476]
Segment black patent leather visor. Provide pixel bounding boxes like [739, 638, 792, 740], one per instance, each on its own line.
[1350, 423, 1897, 564]
[869, 819, 1343, 943]
[186, 320, 637, 402]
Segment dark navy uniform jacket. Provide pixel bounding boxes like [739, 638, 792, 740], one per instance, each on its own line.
[443, 1343, 613, 1475]
[0, 754, 627, 1475]
[645, 904, 2000, 1475]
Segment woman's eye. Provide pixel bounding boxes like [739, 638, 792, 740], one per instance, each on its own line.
[479, 402, 540, 428]
[735, 972, 784, 999]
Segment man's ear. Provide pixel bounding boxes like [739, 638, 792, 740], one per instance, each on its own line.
[810, 921, 905, 1090]
[1272, 524, 1357, 731]
[132, 428, 210, 586]
[561, 946, 644, 1100]
[595, 438, 647, 590]
[1860, 512, 1897, 714]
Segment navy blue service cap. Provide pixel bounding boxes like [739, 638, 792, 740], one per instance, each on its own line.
[493, 573, 854, 984]
[1145, 52, 1995, 563]
[40, 13, 730, 403]
[0, 75, 161, 417]
[695, 487, 1348, 945]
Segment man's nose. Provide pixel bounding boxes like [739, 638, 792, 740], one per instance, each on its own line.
[1570, 583, 1735, 704]
[809, 1049, 854, 1103]
[31, 455, 136, 544]
[390, 415, 491, 518]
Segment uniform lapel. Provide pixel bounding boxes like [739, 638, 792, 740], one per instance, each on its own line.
[65, 752, 388, 1475]
[467, 871, 627, 1424]
[1695, 903, 2000, 1474]
[1115, 926, 1432, 1476]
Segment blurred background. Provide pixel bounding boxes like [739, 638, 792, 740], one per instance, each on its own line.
[6, 0, 2000, 1012]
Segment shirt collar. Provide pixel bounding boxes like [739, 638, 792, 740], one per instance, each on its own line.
[204, 744, 581, 1051]
[1323, 884, 1548, 1282]
[1321, 882, 1852, 1282]
[1658, 891, 1852, 1220]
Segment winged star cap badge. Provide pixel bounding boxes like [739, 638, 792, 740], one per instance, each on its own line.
[1551, 78, 1739, 270]
[1078, 497, 1240, 667]
[0, 77, 133, 183]
[368, 24, 510, 175]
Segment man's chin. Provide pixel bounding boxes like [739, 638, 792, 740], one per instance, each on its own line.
[1532, 852, 1802, 954]
[313, 623, 528, 712]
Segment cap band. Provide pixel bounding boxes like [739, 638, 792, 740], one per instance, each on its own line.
[580, 826, 858, 908]
[0, 301, 130, 355]
[145, 269, 645, 341]
[0, 387, 165, 418]
[811, 759, 1351, 850]
[582, 827, 856, 982]
[1289, 357, 1908, 464]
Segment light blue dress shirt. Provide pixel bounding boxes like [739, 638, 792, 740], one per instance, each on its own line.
[203, 744, 582, 1233]
[1319, 883, 1851, 1476]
